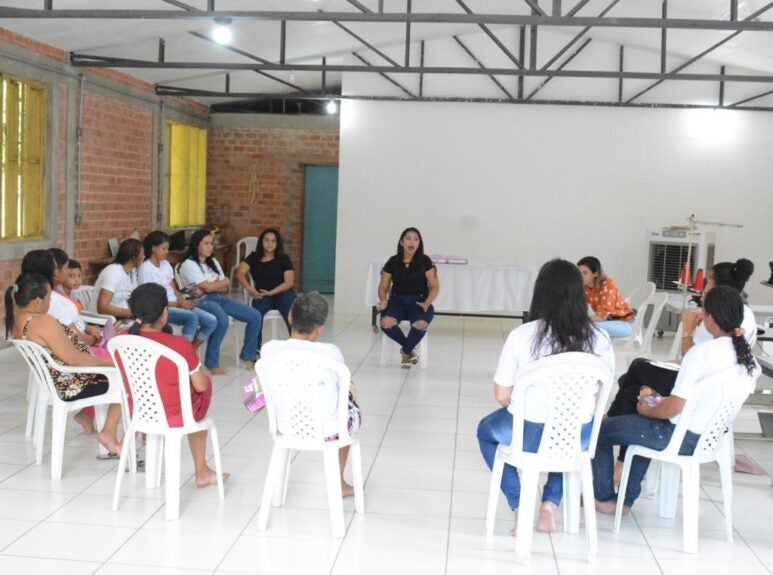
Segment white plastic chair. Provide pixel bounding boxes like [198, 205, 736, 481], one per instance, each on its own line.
[614, 292, 669, 368]
[614, 364, 759, 553]
[626, 281, 656, 310]
[10, 339, 131, 480]
[229, 236, 258, 285]
[107, 334, 225, 520]
[484, 352, 613, 564]
[256, 350, 365, 537]
[74, 285, 95, 310]
[379, 321, 428, 369]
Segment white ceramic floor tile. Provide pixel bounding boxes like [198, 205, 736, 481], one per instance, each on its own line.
[0, 556, 100, 574]
[96, 563, 211, 575]
[217, 533, 342, 574]
[364, 486, 451, 517]
[657, 558, 770, 575]
[0, 517, 37, 550]
[108, 528, 238, 570]
[0, 488, 74, 521]
[4, 521, 136, 562]
[46, 493, 162, 528]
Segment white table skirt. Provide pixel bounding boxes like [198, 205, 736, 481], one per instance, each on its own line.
[365, 259, 537, 313]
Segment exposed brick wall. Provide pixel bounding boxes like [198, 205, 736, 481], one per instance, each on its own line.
[74, 91, 154, 282]
[207, 125, 340, 287]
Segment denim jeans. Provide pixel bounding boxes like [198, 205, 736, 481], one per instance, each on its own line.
[197, 293, 262, 368]
[595, 319, 634, 338]
[381, 294, 435, 354]
[477, 407, 593, 510]
[251, 290, 296, 349]
[592, 414, 700, 507]
[166, 306, 217, 342]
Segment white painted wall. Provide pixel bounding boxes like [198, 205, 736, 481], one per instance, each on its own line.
[334, 99, 773, 312]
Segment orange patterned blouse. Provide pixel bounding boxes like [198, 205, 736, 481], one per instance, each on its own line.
[584, 277, 634, 321]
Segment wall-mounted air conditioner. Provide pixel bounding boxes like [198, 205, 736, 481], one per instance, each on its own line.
[647, 228, 716, 292]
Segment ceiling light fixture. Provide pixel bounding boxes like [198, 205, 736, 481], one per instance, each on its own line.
[326, 100, 338, 114]
[212, 18, 233, 45]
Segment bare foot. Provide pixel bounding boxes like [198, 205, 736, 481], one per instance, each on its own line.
[595, 499, 630, 516]
[192, 339, 205, 351]
[74, 410, 96, 435]
[196, 467, 230, 487]
[614, 460, 623, 486]
[208, 366, 227, 376]
[341, 481, 355, 498]
[509, 509, 519, 536]
[96, 431, 122, 456]
[242, 360, 255, 371]
[536, 502, 558, 533]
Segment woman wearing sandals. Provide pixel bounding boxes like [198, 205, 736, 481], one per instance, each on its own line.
[376, 227, 439, 368]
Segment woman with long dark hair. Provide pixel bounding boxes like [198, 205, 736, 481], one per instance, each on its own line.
[93, 238, 143, 319]
[124, 283, 228, 487]
[594, 285, 758, 515]
[139, 230, 217, 349]
[178, 229, 262, 374]
[477, 259, 614, 534]
[606, 258, 757, 481]
[235, 227, 296, 351]
[5, 273, 123, 453]
[577, 256, 634, 338]
[376, 227, 439, 368]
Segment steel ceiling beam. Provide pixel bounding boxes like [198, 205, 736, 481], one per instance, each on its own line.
[67, 55, 773, 85]
[152, 86, 773, 111]
[5, 8, 773, 31]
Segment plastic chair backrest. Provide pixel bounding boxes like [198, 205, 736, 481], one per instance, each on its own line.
[75, 285, 95, 310]
[625, 282, 656, 341]
[664, 364, 758, 460]
[638, 292, 669, 349]
[107, 334, 196, 433]
[10, 339, 61, 402]
[236, 236, 258, 263]
[256, 350, 351, 449]
[510, 352, 613, 467]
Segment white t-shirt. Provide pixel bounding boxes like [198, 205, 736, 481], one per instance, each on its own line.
[48, 289, 85, 331]
[693, 304, 757, 347]
[178, 258, 225, 292]
[670, 337, 755, 432]
[91, 263, 136, 313]
[139, 260, 177, 303]
[494, 320, 614, 422]
[261, 338, 346, 437]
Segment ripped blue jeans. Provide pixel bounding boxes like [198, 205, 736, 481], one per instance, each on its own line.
[592, 414, 699, 507]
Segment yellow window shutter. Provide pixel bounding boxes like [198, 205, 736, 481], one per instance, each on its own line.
[21, 82, 45, 238]
[168, 122, 207, 228]
[3, 79, 21, 239]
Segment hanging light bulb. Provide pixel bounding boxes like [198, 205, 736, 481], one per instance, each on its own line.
[212, 18, 233, 45]
[326, 100, 338, 114]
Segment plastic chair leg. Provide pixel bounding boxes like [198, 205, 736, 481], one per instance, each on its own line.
[279, 448, 293, 506]
[112, 423, 135, 511]
[34, 388, 49, 465]
[563, 470, 581, 535]
[681, 464, 700, 554]
[258, 445, 287, 531]
[379, 332, 389, 366]
[208, 425, 225, 500]
[145, 434, 163, 489]
[164, 435, 182, 520]
[659, 463, 681, 519]
[581, 459, 598, 562]
[717, 445, 734, 542]
[25, 373, 37, 438]
[322, 446, 345, 538]
[515, 465, 540, 564]
[614, 453, 634, 533]
[485, 449, 506, 536]
[418, 334, 428, 369]
[350, 441, 365, 514]
[50, 406, 68, 480]
[645, 459, 660, 499]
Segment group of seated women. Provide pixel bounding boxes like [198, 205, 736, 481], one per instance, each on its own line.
[477, 256, 759, 534]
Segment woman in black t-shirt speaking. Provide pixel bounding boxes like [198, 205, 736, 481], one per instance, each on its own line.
[377, 227, 440, 368]
[236, 228, 297, 352]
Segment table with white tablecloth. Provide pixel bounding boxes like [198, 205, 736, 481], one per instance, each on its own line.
[365, 259, 537, 329]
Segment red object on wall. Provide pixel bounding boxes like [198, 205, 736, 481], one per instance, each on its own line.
[680, 263, 691, 286]
[692, 268, 705, 292]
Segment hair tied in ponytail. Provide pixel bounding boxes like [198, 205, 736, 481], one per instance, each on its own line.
[12, 284, 19, 294]
[732, 327, 745, 338]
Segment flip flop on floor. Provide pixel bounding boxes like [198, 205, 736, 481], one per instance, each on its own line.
[96, 452, 119, 460]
